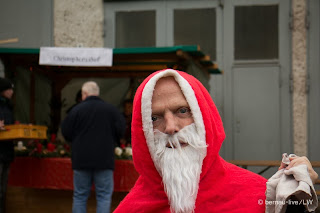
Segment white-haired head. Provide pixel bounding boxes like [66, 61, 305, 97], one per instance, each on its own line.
[81, 81, 99, 100]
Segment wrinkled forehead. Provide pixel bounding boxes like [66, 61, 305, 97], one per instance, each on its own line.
[151, 76, 187, 107]
[141, 70, 206, 142]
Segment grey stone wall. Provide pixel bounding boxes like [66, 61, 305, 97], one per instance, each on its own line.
[292, 0, 307, 156]
[54, 0, 104, 47]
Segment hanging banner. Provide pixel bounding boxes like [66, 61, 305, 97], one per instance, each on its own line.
[39, 47, 113, 67]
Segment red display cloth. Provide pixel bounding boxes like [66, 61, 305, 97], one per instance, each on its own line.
[8, 157, 139, 192]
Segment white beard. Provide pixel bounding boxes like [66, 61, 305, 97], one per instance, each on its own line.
[152, 124, 207, 213]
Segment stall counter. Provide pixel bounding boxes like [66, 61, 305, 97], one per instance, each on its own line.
[8, 157, 139, 192]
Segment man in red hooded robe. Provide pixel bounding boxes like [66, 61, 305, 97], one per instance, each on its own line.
[114, 69, 318, 213]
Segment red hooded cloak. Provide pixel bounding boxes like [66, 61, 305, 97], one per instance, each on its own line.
[114, 69, 267, 213]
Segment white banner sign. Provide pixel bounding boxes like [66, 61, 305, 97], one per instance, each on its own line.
[39, 47, 113, 67]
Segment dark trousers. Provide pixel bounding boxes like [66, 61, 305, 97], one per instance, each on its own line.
[0, 162, 10, 213]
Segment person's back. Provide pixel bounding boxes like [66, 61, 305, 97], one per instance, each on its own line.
[66, 95, 123, 170]
[61, 81, 125, 213]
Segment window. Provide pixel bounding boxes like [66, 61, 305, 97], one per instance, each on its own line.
[116, 11, 156, 47]
[105, 1, 218, 61]
[235, 5, 278, 60]
[174, 8, 216, 60]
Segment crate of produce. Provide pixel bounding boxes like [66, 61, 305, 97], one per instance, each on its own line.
[0, 124, 47, 140]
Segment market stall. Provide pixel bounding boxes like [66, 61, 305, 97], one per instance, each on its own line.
[0, 45, 221, 135]
[0, 45, 221, 190]
[0, 45, 221, 212]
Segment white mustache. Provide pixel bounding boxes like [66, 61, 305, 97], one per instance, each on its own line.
[153, 123, 207, 156]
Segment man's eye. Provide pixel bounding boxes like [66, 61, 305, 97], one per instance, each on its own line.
[151, 116, 158, 122]
[178, 107, 190, 114]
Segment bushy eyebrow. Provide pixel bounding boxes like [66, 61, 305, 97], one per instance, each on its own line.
[152, 104, 190, 114]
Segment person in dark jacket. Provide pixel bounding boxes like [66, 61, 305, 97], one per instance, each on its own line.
[0, 77, 14, 213]
[61, 81, 125, 213]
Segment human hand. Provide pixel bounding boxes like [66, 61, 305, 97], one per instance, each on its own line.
[0, 120, 5, 130]
[279, 155, 318, 184]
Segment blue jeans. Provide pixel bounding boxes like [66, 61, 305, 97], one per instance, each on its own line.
[72, 169, 114, 213]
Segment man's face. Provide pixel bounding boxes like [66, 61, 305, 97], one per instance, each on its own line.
[150, 77, 206, 213]
[1, 88, 13, 99]
[151, 77, 194, 139]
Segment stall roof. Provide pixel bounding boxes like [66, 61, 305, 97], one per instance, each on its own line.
[0, 45, 221, 132]
[0, 45, 221, 75]
[0, 45, 202, 55]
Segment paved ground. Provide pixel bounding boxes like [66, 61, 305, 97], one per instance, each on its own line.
[6, 187, 128, 213]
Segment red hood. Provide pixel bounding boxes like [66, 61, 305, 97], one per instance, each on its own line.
[115, 69, 266, 213]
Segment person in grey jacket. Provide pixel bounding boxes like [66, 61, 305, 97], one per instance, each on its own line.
[0, 77, 14, 213]
[61, 81, 125, 213]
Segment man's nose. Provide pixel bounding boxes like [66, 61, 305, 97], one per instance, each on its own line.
[164, 113, 179, 135]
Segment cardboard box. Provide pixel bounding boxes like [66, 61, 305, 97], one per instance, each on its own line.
[0, 124, 48, 141]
